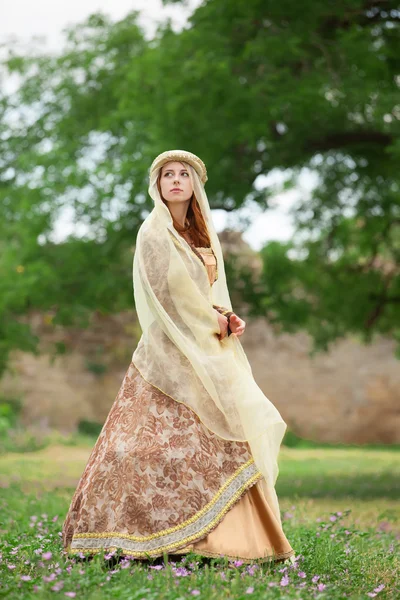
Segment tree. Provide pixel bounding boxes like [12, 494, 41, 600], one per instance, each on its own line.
[0, 1, 399, 374]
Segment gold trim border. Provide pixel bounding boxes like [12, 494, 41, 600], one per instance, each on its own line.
[68, 462, 263, 558]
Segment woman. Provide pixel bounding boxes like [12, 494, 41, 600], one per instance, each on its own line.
[62, 149, 295, 564]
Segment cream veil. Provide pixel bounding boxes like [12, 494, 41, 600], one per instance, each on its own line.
[132, 150, 287, 526]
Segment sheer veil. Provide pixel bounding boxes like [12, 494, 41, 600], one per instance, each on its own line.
[132, 150, 287, 526]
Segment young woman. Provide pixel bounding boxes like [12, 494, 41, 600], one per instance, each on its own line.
[62, 149, 295, 564]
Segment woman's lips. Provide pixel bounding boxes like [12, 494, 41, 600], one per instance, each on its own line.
[171, 189, 182, 192]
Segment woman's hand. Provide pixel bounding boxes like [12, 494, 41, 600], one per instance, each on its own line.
[215, 311, 228, 340]
[214, 310, 246, 339]
[228, 314, 246, 337]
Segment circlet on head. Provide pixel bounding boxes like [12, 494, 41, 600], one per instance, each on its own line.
[149, 149, 208, 185]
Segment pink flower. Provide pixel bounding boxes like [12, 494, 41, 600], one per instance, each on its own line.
[368, 584, 385, 597]
[312, 575, 320, 583]
[64, 593, 76, 598]
[280, 575, 290, 587]
[233, 560, 244, 567]
[268, 582, 277, 587]
[51, 582, 64, 591]
[42, 552, 52, 561]
[245, 587, 254, 594]
[329, 515, 337, 522]
[317, 583, 326, 591]
[21, 575, 32, 581]
[336, 511, 343, 516]
[191, 591, 200, 596]
[149, 565, 164, 570]
[298, 571, 306, 578]
[7, 564, 16, 570]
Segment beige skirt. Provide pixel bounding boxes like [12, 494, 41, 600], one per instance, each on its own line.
[62, 361, 294, 564]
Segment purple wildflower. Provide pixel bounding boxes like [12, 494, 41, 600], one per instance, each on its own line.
[64, 594, 76, 598]
[317, 583, 326, 591]
[367, 584, 385, 597]
[312, 575, 320, 583]
[298, 571, 306, 578]
[246, 587, 254, 594]
[21, 575, 32, 581]
[191, 591, 200, 596]
[51, 582, 64, 592]
[280, 574, 290, 587]
[42, 552, 52, 561]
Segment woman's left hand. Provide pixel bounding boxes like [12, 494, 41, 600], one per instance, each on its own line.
[229, 314, 246, 336]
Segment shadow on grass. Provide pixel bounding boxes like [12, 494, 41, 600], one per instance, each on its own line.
[277, 471, 399, 500]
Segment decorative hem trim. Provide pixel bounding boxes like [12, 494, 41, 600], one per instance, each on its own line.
[67, 459, 264, 558]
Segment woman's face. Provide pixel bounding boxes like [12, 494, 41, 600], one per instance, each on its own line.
[159, 161, 193, 203]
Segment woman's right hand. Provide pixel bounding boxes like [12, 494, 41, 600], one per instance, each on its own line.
[215, 310, 229, 340]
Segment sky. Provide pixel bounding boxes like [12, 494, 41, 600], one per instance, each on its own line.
[0, 0, 306, 250]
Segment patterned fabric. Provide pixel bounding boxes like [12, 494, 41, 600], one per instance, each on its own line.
[62, 240, 293, 562]
[62, 361, 263, 558]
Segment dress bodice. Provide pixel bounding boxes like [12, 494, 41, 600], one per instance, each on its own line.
[194, 246, 218, 286]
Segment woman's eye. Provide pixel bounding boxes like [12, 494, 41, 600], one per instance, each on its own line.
[164, 172, 188, 177]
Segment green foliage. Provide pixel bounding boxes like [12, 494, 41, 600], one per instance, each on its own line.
[77, 419, 104, 437]
[0, 445, 399, 598]
[0, 1, 399, 367]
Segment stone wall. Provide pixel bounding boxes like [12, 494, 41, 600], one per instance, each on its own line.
[1, 310, 399, 443]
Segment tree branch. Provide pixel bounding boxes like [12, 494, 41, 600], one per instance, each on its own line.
[307, 131, 392, 152]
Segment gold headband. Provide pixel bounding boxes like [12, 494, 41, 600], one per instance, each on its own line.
[149, 149, 208, 184]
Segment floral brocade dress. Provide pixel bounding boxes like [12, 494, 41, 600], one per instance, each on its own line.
[62, 245, 295, 564]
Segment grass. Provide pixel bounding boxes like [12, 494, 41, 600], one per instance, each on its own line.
[0, 442, 398, 599]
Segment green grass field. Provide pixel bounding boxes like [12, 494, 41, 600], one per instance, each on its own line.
[0, 443, 398, 599]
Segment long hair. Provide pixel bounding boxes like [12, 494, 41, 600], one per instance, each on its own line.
[156, 163, 211, 248]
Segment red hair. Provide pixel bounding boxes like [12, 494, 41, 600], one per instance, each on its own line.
[157, 163, 211, 247]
